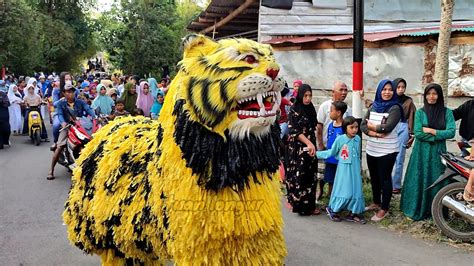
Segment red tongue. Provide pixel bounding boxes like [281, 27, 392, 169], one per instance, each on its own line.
[239, 101, 272, 111]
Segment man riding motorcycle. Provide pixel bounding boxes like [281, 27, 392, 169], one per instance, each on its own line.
[47, 84, 95, 180]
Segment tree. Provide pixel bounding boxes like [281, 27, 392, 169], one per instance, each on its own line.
[93, 0, 203, 77]
[0, 0, 97, 75]
[434, 0, 455, 98]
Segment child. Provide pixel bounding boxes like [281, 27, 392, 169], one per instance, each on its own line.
[113, 99, 130, 118]
[316, 116, 366, 224]
[150, 93, 164, 119]
[324, 101, 347, 199]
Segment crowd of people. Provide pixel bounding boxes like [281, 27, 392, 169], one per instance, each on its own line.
[281, 78, 474, 224]
[0, 72, 169, 153]
[1, 72, 473, 224]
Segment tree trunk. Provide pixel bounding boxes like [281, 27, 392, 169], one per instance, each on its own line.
[434, 0, 455, 99]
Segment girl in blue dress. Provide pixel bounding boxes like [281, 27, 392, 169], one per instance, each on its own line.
[316, 116, 366, 223]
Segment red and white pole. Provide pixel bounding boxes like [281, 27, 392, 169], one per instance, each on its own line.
[352, 0, 364, 120]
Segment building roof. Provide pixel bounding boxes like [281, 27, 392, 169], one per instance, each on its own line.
[263, 22, 474, 45]
[186, 0, 259, 40]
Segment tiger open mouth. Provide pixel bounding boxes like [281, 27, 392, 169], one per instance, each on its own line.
[235, 90, 282, 119]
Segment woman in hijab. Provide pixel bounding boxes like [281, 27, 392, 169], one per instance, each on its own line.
[147, 77, 161, 99]
[400, 83, 456, 221]
[285, 84, 320, 216]
[22, 84, 49, 140]
[391, 78, 417, 194]
[0, 86, 10, 149]
[136, 81, 154, 117]
[361, 79, 404, 222]
[7, 84, 23, 135]
[119, 82, 138, 113]
[92, 84, 115, 115]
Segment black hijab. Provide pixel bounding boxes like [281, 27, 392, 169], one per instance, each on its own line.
[393, 78, 411, 105]
[423, 83, 446, 130]
[293, 84, 317, 128]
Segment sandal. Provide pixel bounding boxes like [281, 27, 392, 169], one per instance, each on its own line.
[46, 174, 55, 180]
[344, 214, 367, 224]
[312, 208, 321, 215]
[370, 210, 388, 222]
[325, 206, 341, 222]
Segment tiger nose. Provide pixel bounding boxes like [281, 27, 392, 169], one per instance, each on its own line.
[266, 68, 279, 80]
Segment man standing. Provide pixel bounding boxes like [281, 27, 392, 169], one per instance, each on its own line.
[316, 81, 352, 199]
[46, 84, 95, 180]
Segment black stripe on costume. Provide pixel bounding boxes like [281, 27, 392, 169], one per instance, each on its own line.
[81, 140, 106, 200]
[172, 100, 281, 191]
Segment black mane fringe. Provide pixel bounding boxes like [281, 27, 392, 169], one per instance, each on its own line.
[173, 100, 281, 191]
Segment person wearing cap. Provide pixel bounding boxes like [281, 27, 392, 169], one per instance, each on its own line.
[47, 84, 95, 180]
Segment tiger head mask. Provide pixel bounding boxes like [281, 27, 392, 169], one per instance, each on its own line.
[176, 34, 285, 140]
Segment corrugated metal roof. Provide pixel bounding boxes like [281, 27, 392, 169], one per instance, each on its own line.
[187, 0, 259, 40]
[264, 23, 474, 45]
[402, 27, 474, 37]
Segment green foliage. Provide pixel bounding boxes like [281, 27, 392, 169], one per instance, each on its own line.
[0, 0, 202, 76]
[94, 0, 203, 77]
[0, 0, 98, 74]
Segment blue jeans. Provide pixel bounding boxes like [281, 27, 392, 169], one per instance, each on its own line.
[392, 122, 409, 189]
[52, 114, 61, 143]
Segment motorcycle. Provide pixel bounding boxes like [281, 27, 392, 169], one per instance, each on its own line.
[428, 151, 474, 242]
[27, 102, 47, 146]
[56, 113, 102, 172]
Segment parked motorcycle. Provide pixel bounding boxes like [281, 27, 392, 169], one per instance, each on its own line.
[429, 152, 474, 242]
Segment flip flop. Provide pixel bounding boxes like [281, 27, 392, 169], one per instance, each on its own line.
[46, 174, 55, 180]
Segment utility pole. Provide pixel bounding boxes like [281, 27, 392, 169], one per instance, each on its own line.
[352, 0, 364, 123]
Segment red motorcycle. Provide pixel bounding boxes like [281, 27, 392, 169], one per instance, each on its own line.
[56, 114, 105, 172]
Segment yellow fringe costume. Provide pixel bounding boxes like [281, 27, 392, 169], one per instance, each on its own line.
[63, 34, 287, 265]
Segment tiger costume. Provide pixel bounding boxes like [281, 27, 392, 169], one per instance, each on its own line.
[63, 34, 287, 265]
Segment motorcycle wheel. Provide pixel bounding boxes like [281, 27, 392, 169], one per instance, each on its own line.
[34, 131, 41, 146]
[431, 182, 474, 242]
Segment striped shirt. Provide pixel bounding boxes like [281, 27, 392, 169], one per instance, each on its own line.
[365, 111, 400, 157]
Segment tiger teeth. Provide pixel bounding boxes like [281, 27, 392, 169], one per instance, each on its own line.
[238, 91, 277, 104]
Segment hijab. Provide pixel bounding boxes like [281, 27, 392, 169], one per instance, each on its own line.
[7, 84, 22, 104]
[422, 83, 446, 130]
[372, 79, 405, 122]
[393, 78, 411, 105]
[148, 77, 160, 99]
[292, 84, 317, 128]
[91, 84, 114, 115]
[120, 82, 138, 112]
[27, 78, 39, 95]
[151, 92, 164, 117]
[136, 81, 154, 117]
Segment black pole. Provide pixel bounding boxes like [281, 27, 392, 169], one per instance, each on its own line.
[353, 0, 364, 92]
[353, 0, 364, 158]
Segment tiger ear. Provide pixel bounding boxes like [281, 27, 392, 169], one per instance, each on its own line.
[182, 34, 219, 58]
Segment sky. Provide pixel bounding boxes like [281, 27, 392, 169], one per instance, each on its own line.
[96, 0, 115, 12]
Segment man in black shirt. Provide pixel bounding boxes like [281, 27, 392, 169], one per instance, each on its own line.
[453, 99, 474, 160]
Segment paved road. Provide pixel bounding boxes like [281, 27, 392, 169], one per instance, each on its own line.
[1, 133, 472, 265]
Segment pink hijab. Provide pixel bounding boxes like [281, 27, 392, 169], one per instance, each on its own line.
[136, 81, 154, 117]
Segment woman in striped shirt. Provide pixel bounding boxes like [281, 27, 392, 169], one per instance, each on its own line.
[361, 79, 404, 222]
